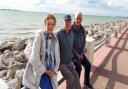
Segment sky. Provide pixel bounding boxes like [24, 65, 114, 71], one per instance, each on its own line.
[0, 0, 128, 17]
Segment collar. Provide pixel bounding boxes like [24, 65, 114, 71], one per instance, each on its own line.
[62, 28, 71, 35]
[72, 22, 83, 32]
[44, 31, 54, 39]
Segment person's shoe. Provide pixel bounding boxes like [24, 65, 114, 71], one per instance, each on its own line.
[84, 83, 94, 89]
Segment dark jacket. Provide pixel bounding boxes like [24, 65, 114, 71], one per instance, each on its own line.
[71, 23, 86, 55]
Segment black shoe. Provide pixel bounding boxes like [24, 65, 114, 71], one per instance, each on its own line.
[84, 83, 94, 89]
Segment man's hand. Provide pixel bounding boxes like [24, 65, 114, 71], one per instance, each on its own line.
[80, 54, 83, 60]
[76, 53, 83, 62]
[76, 53, 81, 59]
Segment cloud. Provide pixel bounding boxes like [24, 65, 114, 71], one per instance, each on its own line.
[107, 0, 128, 12]
[0, 0, 128, 16]
[36, 0, 83, 13]
[0, 0, 39, 11]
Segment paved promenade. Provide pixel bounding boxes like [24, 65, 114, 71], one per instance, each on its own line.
[58, 28, 128, 89]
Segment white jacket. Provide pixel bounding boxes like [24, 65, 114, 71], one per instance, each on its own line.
[22, 30, 60, 89]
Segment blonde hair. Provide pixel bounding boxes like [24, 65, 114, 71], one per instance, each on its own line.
[44, 13, 56, 25]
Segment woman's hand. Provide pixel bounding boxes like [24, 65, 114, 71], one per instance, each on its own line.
[45, 70, 56, 77]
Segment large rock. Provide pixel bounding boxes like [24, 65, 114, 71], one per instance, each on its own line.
[0, 50, 13, 59]
[7, 78, 19, 89]
[12, 39, 26, 51]
[0, 52, 2, 55]
[14, 52, 27, 63]
[1, 57, 18, 66]
[15, 69, 25, 89]
[5, 63, 26, 80]
[0, 41, 14, 53]
[15, 69, 24, 80]
[0, 61, 6, 71]
[6, 69, 16, 79]
[13, 51, 20, 55]
[7, 62, 26, 70]
[0, 70, 7, 78]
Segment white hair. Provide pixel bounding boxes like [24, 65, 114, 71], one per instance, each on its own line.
[75, 11, 83, 18]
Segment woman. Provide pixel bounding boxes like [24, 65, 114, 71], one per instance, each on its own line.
[23, 14, 60, 89]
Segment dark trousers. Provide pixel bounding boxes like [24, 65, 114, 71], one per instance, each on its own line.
[59, 62, 81, 89]
[73, 54, 91, 84]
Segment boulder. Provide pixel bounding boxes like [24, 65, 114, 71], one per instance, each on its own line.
[0, 70, 7, 78]
[1, 57, 18, 66]
[7, 78, 19, 89]
[0, 61, 7, 71]
[5, 63, 26, 79]
[13, 51, 20, 55]
[7, 62, 26, 70]
[12, 39, 26, 51]
[1, 50, 13, 59]
[15, 69, 25, 89]
[14, 52, 27, 63]
[0, 41, 14, 53]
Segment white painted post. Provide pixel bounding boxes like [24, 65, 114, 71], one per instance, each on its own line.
[106, 30, 112, 46]
[114, 26, 119, 37]
[86, 37, 95, 63]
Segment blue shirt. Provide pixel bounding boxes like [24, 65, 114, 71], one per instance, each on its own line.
[57, 29, 74, 64]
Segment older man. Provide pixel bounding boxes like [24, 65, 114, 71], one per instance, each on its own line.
[57, 14, 81, 89]
[71, 12, 93, 89]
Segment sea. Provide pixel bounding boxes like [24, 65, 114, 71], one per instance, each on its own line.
[0, 9, 125, 43]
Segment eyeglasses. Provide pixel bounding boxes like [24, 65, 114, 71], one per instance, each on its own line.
[76, 18, 82, 20]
